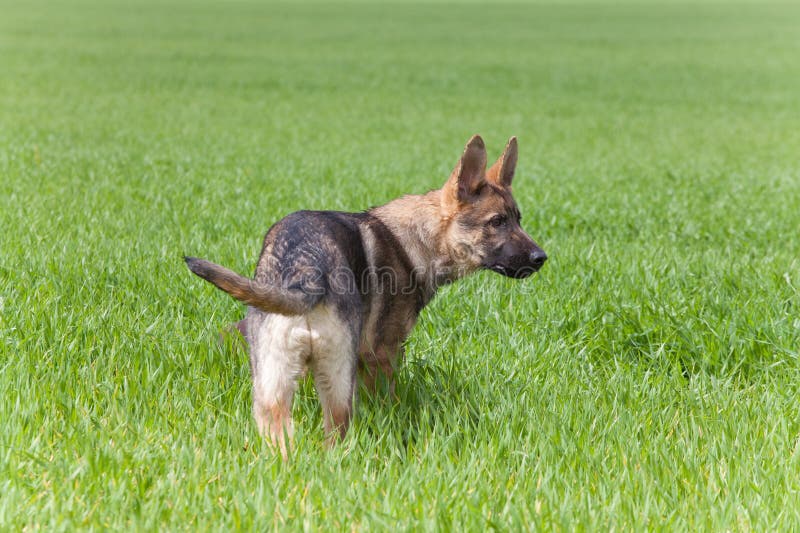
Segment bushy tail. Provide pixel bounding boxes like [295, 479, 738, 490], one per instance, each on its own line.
[184, 256, 318, 316]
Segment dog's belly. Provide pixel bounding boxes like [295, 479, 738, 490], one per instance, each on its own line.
[357, 297, 418, 368]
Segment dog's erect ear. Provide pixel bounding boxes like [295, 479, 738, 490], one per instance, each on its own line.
[442, 135, 487, 212]
[486, 136, 517, 188]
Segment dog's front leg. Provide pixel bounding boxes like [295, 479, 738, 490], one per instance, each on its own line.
[360, 344, 403, 399]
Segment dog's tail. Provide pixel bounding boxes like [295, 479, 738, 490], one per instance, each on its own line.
[184, 256, 318, 316]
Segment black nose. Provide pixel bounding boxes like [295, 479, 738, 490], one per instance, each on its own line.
[529, 249, 547, 269]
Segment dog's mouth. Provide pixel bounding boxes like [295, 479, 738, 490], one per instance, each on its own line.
[485, 263, 539, 279]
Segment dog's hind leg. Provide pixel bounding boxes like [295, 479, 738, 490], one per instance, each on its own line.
[249, 312, 310, 460]
[307, 305, 359, 444]
[253, 383, 295, 460]
[313, 355, 357, 444]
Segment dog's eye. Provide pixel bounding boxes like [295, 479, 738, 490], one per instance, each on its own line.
[489, 215, 508, 228]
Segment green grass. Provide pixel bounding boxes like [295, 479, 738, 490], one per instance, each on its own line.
[2, 0, 800, 529]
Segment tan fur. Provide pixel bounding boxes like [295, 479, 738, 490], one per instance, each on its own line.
[486, 136, 518, 187]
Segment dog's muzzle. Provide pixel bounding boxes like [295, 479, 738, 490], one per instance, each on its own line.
[486, 248, 547, 279]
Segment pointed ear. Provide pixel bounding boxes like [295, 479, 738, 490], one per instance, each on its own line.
[486, 136, 517, 188]
[442, 135, 487, 211]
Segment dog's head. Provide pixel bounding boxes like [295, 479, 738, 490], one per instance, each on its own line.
[441, 135, 547, 279]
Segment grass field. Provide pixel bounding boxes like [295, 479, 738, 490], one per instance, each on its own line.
[2, 0, 800, 529]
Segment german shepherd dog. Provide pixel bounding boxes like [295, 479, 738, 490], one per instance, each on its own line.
[185, 135, 546, 457]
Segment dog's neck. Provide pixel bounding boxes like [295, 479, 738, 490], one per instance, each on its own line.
[369, 189, 462, 292]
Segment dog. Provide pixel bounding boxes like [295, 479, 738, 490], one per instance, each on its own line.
[185, 135, 547, 457]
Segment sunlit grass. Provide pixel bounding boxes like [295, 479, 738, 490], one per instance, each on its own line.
[1, 0, 799, 529]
